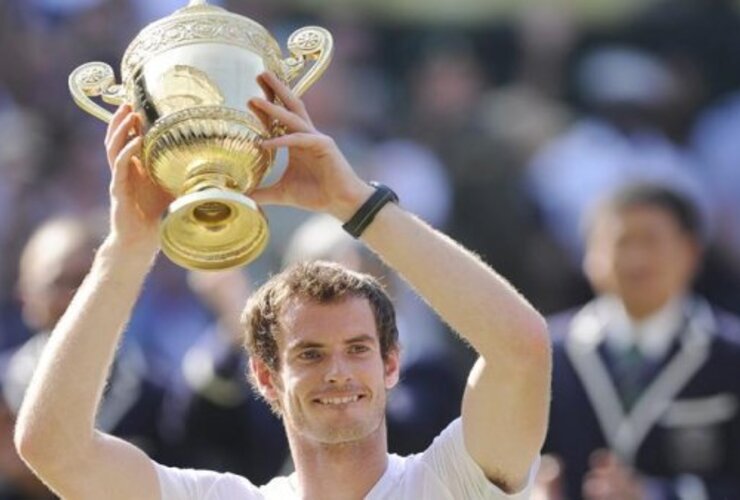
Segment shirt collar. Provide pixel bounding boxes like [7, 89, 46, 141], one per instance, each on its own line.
[598, 294, 687, 360]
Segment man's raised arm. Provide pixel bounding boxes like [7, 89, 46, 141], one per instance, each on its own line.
[251, 71, 551, 494]
[360, 202, 551, 493]
[14, 104, 170, 499]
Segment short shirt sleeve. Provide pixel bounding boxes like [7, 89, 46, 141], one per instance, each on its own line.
[419, 418, 540, 499]
[154, 461, 262, 500]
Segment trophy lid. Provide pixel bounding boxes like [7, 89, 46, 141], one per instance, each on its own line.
[120, 0, 282, 83]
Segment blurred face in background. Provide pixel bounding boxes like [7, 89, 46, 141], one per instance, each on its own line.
[18, 225, 94, 333]
[584, 204, 700, 319]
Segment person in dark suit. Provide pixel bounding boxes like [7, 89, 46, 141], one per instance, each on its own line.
[159, 268, 289, 484]
[543, 183, 740, 499]
[1, 213, 167, 499]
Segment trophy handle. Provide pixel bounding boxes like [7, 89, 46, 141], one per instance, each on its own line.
[69, 62, 126, 123]
[282, 27, 334, 98]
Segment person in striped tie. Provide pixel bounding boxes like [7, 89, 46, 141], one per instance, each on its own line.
[541, 182, 740, 500]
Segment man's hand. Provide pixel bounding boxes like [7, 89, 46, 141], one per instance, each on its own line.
[105, 104, 172, 250]
[247, 72, 373, 221]
[583, 450, 646, 500]
[532, 455, 565, 500]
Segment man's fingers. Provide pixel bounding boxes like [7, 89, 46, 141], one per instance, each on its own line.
[105, 104, 131, 145]
[107, 113, 140, 167]
[261, 132, 329, 151]
[256, 74, 276, 103]
[131, 155, 148, 179]
[249, 182, 288, 207]
[582, 476, 609, 500]
[588, 449, 616, 469]
[247, 100, 271, 130]
[250, 98, 311, 134]
[112, 136, 143, 185]
[258, 72, 312, 124]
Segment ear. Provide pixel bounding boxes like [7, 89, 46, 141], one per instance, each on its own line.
[250, 357, 281, 403]
[383, 347, 401, 390]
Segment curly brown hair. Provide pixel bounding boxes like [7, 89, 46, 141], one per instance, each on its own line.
[241, 261, 399, 374]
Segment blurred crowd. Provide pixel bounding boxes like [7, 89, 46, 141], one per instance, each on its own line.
[2, 0, 740, 498]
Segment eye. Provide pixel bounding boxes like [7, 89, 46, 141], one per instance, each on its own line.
[298, 349, 322, 361]
[348, 344, 370, 354]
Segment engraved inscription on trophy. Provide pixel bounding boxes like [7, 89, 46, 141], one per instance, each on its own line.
[152, 65, 225, 115]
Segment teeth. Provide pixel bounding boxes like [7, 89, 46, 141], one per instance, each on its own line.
[318, 395, 360, 405]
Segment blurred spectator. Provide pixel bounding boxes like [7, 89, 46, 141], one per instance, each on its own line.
[124, 259, 212, 380]
[630, 0, 740, 103]
[461, 5, 578, 313]
[0, 212, 167, 498]
[362, 139, 452, 231]
[283, 214, 465, 455]
[526, 46, 714, 263]
[691, 91, 740, 270]
[159, 269, 289, 485]
[403, 37, 488, 157]
[0, 106, 50, 352]
[0, 382, 51, 499]
[544, 183, 740, 499]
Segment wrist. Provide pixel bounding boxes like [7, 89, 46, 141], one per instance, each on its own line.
[330, 181, 376, 223]
[98, 234, 159, 269]
[342, 182, 399, 238]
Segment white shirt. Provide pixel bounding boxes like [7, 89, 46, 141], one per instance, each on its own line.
[154, 418, 539, 499]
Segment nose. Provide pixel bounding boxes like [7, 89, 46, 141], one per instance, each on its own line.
[324, 354, 352, 385]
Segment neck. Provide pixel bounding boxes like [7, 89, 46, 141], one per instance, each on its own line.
[288, 422, 389, 500]
[623, 303, 659, 322]
[621, 292, 687, 323]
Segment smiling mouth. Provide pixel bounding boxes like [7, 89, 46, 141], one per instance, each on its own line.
[314, 395, 366, 406]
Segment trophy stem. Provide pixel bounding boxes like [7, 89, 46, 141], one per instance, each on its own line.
[188, 0, 208, 6]
[182, 173, 238, 225]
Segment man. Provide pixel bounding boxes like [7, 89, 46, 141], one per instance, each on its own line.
[543, 183, 740, 499]
[14, 72, 550, 499]
[282, 214, 465, 457]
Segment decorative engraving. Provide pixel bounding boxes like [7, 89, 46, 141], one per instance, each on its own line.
[69, 62, 124, 122]
[73, 62, 115, 95]
[121, 12, 283, 82]
[145, 105, 265, 153]
[144, 105, 271, 195]
[282, 27, 333, 98]
[288, 28, 324, 54]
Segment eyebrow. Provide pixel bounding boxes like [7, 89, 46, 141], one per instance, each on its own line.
[287, 334, 377, 353]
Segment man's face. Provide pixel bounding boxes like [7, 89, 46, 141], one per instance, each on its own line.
[585, 204, 699, 318]
[255, 296, 399, 445]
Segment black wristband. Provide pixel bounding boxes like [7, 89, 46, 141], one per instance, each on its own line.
[342, 182, 399, 238]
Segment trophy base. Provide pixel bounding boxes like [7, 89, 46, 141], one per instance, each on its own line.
[160, 188, 269, 270]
